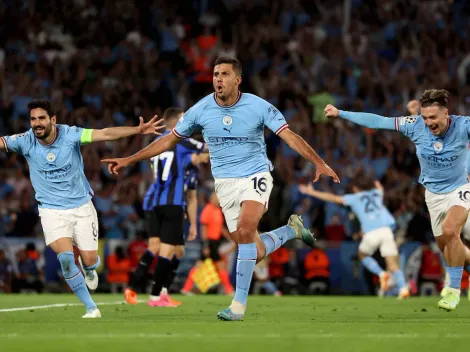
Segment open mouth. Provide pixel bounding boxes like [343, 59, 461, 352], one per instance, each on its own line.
[430, 125, 439, 133]
[34, 127, 45, 133]
[217, 85, 223, 93]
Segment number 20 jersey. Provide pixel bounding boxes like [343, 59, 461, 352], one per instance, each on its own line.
[343, 189, 396, 234]
[143, 131, 204, 210]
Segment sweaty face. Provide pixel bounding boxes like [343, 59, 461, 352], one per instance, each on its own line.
[421, 105, 449, 136]
[30, 108, 55, 140]
[213, 63, 241, 101]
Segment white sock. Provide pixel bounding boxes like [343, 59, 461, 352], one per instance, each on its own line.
[149, 295, 159, 301]
[229, 299, 246, 314]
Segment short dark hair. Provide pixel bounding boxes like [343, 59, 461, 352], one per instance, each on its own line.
[163, 107, 184, 121]
[420, 89, 449, 108]
[352, 173, 375, 191]
[27, 100, 55, 117]
[213, 56, 242, 76]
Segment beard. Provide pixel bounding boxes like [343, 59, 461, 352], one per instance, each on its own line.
[33, 124, 53, 140]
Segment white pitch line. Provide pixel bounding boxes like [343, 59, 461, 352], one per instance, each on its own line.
[0, 300, 144, 313]
[1, 333, 469, 339]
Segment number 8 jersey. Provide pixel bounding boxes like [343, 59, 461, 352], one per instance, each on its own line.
[143, 131, 204, 210]
[343, 188, 396, 234]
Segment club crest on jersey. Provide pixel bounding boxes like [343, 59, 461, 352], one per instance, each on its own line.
[46, 152, 56, 162]
[433, 141, 443, 152]
[223, 115, 232, 126]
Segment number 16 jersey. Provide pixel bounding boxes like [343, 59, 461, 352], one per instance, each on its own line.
[343, 189, 396, 233]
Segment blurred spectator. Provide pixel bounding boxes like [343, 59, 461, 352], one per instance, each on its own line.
[12, 249, 43, 293]
[0, 248, 13, 293]
[106, 246, 131, 293]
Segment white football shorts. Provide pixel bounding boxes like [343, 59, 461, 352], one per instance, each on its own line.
[425, 183, 470, 237]
[359, 226, 398, 257]
[39, 200, 99, 250]
[214, 171, 273, 233]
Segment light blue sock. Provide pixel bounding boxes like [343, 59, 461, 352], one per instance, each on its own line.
[83, 256, 101, 271]
[448, 266, 463, 290]
[58, 251, 97, 310]
[234, 243, 257, 306]
[361, 256, 384, 276]
[392, 270, 406, 290]
[262, 281, 278, 294]
[260, 226, 296, 257]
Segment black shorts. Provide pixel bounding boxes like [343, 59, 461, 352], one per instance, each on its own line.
[145, 205, 185, 245]
[201, 239, 223, 262]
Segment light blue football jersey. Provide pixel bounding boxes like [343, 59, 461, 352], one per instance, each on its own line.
[343, 189, 396, 234]
[173, 92, 288, 178]
[1, 125, 93, 209]
[395, 115, 470, 194]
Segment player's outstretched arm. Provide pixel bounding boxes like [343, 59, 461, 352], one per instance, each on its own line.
[101, 132, 179, 175]
[90, 115, 165, 143]
[324, 104, 397, 130]
[186, 189, 198, 241]
[278, 128, 340, 183]
[298, 184, 345, 205]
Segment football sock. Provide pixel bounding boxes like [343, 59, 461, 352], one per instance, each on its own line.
[151, 256, 172, 296]
[361, 256, 384, 276]
[128, 249, 155, 290]
[392, 270, 406, 290]
[58, 251, 96, 310]
[232, 243, 257, 310]
[448, 266, 463, 290]
[260, 226, 296, 257]
[169, 255, 180, 286]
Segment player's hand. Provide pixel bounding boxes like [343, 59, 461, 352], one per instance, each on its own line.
[138, 115, 166, 135]
[298, 183, 315, 195]
[406, 100, 420, 115]
[314, 161, 340, 183]
[101, 157, 131, 175]
[188, 224, 197, 241]
[324, 104, 339, 118]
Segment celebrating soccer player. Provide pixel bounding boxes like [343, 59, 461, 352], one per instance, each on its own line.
[102, 56, 339, 321]
[0, 100, 164, 318]
[299, 175, 409, 299]
[324, 89, 470, 311]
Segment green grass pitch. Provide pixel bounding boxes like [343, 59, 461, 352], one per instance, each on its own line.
[1, 294, 470, 352]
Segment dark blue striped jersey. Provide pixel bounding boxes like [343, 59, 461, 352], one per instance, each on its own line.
[143, 131, 204, 209]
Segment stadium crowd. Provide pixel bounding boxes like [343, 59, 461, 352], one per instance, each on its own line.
[1, 0, 470, 294]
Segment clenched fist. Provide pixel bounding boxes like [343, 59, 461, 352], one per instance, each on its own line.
[407, 100, 420, 115]
[324, 104, 339, 118]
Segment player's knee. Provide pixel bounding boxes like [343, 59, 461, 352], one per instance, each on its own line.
[57, 251, 79, 278]
[175, 246, 184, 259]
[147, 238, 160, 254]
[442, 223, 460, 240]
[237, 225, 256, 243]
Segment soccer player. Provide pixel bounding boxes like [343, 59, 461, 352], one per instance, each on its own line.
[298, 175, 410, 299]
[0, 100, 164, 318]
[102, 56, 339, 321]
[324, 89, 470, 310]
[123, 107, 208, 307]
